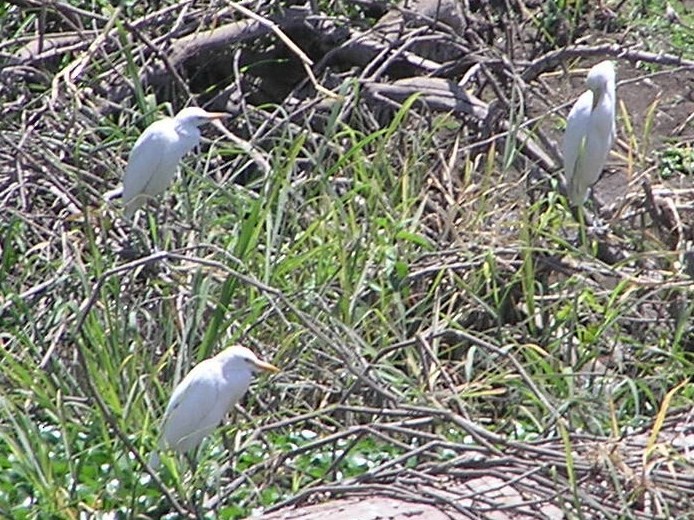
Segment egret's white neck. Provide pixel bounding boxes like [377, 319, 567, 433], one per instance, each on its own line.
[591, 83, 613, 109]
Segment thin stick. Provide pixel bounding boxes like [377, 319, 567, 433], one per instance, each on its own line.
[228, 1, 340, 99]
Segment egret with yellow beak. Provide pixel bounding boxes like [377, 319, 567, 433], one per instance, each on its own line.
[122, 106, 229, 218]
[562, 60, 616, 206]
[150, 345, 279, 468]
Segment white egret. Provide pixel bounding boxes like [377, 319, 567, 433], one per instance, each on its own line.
[150, 345, 279, 468]
[122, 106, 229, 218]
[562, 60, 616, 206]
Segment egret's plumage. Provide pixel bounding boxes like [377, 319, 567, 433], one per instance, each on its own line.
[122, 107, 228, 218]
[562, 61, 616, 206]
[150, 345, 278, 468]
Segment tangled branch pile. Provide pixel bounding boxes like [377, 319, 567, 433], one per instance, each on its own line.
[1, 0, 693, 518]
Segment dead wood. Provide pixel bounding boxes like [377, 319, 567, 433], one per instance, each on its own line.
[2, 1, 694, 518]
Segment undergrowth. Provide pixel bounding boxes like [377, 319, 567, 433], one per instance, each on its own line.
[1, 0, 692, 519]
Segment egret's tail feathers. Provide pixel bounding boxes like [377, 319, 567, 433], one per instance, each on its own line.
[103, 186, 123, 201]
[123, 196, 145, 220]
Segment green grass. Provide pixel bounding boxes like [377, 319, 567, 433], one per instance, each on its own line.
[1, 0, 693, 518]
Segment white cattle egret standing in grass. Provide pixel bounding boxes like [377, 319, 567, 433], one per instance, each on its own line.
[562, 60, 616, 206]
[150, 345, 279, 469]
[122, 106, 229, 219]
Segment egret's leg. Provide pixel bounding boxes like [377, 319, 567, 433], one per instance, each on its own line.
[145, 208, 162, 253]
[576, 204, 607, 252]
[119, 212, 152, 258]
[184, 451, 198, 474]
[184, 452, 206, 520]
[576, 204, 588, 248]
[157, 196, 184, 250]
[146, 199, 178, 253]
[564, 194, 587, 247]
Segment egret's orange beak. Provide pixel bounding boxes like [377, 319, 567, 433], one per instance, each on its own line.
[206, 112, 231, 120]
[254, 359, 280, 373]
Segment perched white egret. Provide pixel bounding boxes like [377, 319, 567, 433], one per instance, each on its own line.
[150, 345, 279, 468]
[122, 106, 229, 218]
[562, 60, 616, 206]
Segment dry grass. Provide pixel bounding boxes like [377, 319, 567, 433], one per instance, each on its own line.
[0, 1, 692, 518]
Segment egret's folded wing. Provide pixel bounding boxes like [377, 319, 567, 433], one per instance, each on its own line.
[159, 370, 220, 450]
[122, 123, 169, 204]
[562, 91, 592, 183]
